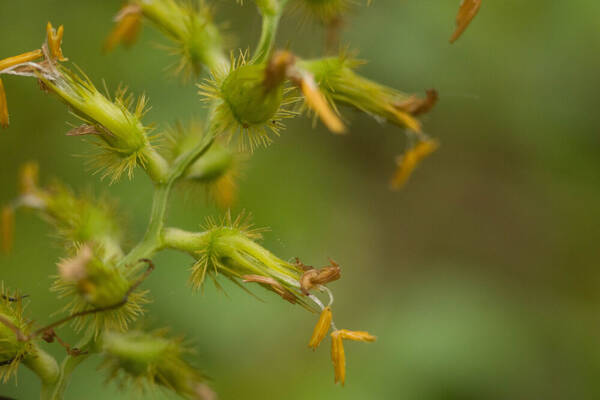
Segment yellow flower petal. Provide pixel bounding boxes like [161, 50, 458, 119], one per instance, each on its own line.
[331, 330, 346, 385]
[309, 306, 332, 350]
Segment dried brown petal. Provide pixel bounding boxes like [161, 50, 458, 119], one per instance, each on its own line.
[242, 274, 296, 303]
[395, 89, 439, 116]
[264, 50, 295, 91]
[66, 124, 101, 137]
[300, 259, 342, 294]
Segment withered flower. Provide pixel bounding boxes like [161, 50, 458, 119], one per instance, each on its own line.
[300, 259, 341, 295]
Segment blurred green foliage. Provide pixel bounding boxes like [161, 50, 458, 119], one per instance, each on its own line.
[1, 0, 600, 399]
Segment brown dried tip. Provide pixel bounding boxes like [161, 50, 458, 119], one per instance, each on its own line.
[396, 89, 439, 116]
[0, 78, 8, 128]
[450, 0, 482, 43]
[243, 275, 297, 304]
[308, 306, 333, 350]
[264, 50, 295, 92]
[300, 259, 342, 295]
[1, 206, 15, 254]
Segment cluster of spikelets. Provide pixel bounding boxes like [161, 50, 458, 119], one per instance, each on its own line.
[0, 0, 482, 397]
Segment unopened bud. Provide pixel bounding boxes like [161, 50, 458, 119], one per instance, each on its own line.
[102, 330, 211, 399]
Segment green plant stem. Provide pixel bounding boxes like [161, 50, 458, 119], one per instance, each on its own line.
[117, 183, 171, 268]
[118, 124, 217, 268]
[252, 12, 282, 64]
[23, 345, 59, 399]
[142, 146, 170, 184]
[162, 227, 209, 252]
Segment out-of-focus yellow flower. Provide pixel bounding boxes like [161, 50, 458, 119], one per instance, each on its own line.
[103, 4, 142, 52]
[0, 78, 8, 128]
[19, 162, 39, 196]
[390, 138, 439, 190]
[309, 306, 332, 350]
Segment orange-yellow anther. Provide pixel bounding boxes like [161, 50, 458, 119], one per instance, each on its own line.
[0, 78, 8, 128]
[450, 0, 482, 43]
[338, 329, 376, 342]
[331, 330, 346, 385]
[300, 76, 346, 134]
[330, 328, 376, 385]
[46, 22, 67, 61]
[309, 306, 332, 350]
[390, 138, 439, 190]
[104, 5, 142, 52]
[1, 206, 15, 254]
[0, 49, 43, 72]
[19, 162, 39, 196]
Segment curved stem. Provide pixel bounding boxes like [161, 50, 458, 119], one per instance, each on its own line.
[117, 183, 171, 267]
[252, 13, 282, 64]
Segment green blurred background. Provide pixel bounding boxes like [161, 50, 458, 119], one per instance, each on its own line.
[2, 0, 600, 398]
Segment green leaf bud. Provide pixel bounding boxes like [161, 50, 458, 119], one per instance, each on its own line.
[198, 54, 296, 150]
[39, 67, 164, 181]
[162, 213, 318, 311]
[14, 174, 124, 260]
[135, 0, 225, 75]
[101, 330, 212, 400]
[53, 245, 149, 335]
